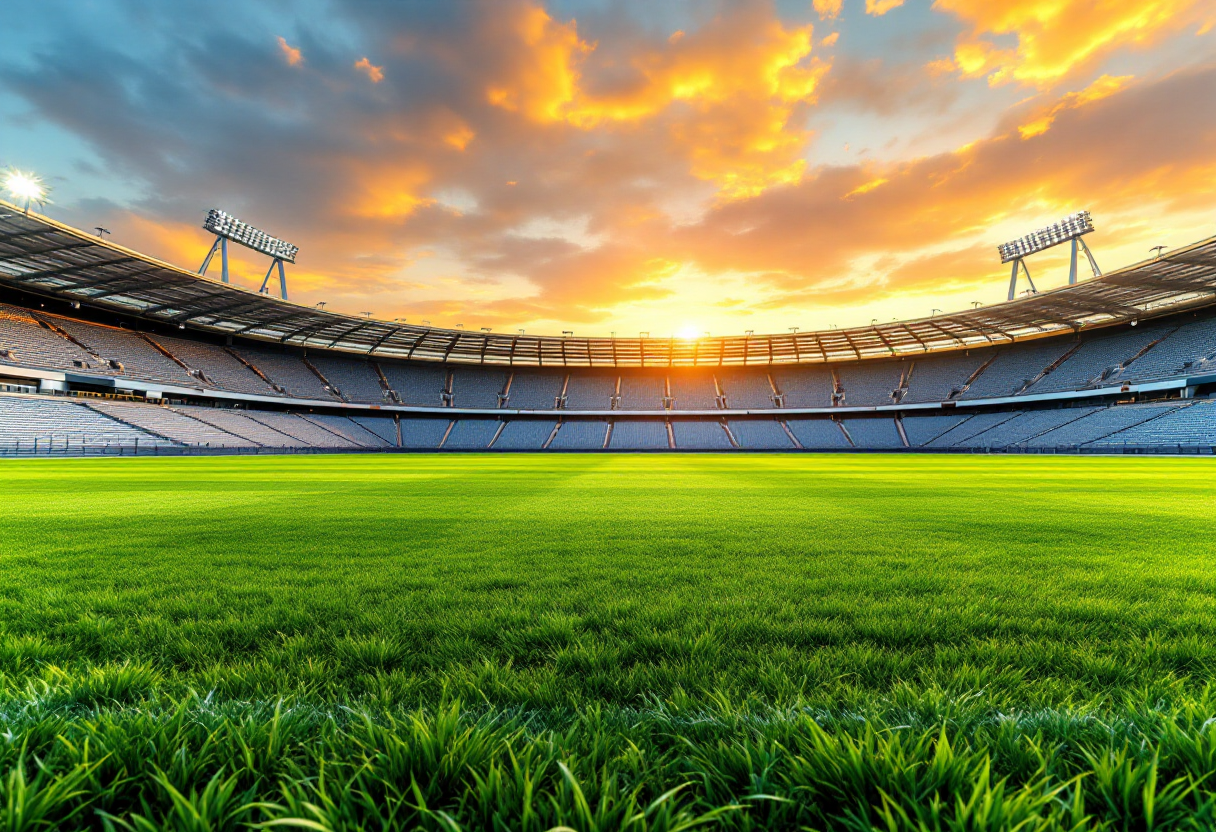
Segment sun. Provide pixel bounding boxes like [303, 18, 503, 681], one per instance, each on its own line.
[677, 324, 701, 340]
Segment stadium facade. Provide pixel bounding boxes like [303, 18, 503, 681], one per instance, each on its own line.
[1, 200, 1216, 455]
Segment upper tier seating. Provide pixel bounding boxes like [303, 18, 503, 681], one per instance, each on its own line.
[1087, 401, 1215, 448]
[836, 362, 905, 407]
[149, 335, 276, 396]
[841, 418, 904, 448]
[0, 395, 173, 449]
[717, 370, 775, 409]
[671, 420, 732, 449]
[609, 420, 669, 449]
[1116, 316, 1216, 382]
[548, 420, 608, 449]
[235, 349, 338, 400]
[175, 406, 309, 447]
[772, 367, 834, 408]
[0, 305, 106, 374]
[505, 372, 565, 410]
[51, 317, 198, 386]
[87, 399, 255, 447]
[960, 340, 1077, 400]
[309, 356, 388, 403]
[382, 364, 447, 407]
[400, 418, 450, 448]
[901, 414, 969, 447]
[1021, 403, 1178, 448]
[667, 373, 719, 410]
[902, 351, 993, 404]
[1026, 325, 1173, 394]
[617, 374, 665, 410]
[493, 420, 557, 449]
[302, 414, 392, 448]
[452, 368, 508, 408]
[728, 419, 793, 449]
[563, 374, 617, 410]
[785, 418, 849, 448]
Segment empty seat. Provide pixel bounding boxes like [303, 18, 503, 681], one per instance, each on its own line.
[548, 420, 608, 449]
[785, 418, 850, 449]
[728, 419, 793, 449]
[671, 420, 732, 449]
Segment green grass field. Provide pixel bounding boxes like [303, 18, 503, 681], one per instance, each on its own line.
[1, 453, 1215, 830]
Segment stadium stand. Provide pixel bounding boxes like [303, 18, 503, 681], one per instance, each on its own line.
[505, 371, 565, 410]
[0, 304, 107, 374]
[901, 414, 970, 447]
[1091, 401, 1216, 448]
[1116, 317, 1216, 382]
[902, 351, 994, 404]
[148, 335, 276, 396]
[958, 407, 1102, 448]
[716, 370, 775, 409]
[563, 374, 617, 411]
[728, 419, 793, 449]
[452, 368, 508, 408]
[617, 374, 666, 410]
[841, 418, 904, 448]
[548, 420, 608, 450]
[772, 367, 835, 408]
[400, 418, 449, 449]
[234, 348, 337, 400]
[86, 399, 255, 448]
[668, 373, 720, 410]
[960, 340, 1077, 400]
[175, 406, 309, 447]
[50, 317, 197, 385]
[786, 418, 850, 449]
[493, 420, 557, 450]
[443, 419, 501, 449]
[836, 363, 905, 407]
[382, 364, 448, 407]
[1025, 325, 1174, 394]
[348, 416, 399, 446]
[609, 420, 669, 449]
[309, 356, 388, 403]
[926, 411, 1021, 448]
[671, 420, 733, 449]
[0, 395, 172, 450]
[1022, 402, 1181, 449]
[302, 414, 392, 448]
[243, 411, 361, 448]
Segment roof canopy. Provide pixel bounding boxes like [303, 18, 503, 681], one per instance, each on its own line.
[2, 201, 1215, 367]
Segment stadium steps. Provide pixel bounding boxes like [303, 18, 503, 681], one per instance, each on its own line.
[779, 419, 802, 449]
[1080, 402, 1193, 446]
[894, 417, 910, 447]
[224, 348, 288, 395]
[136, 332, 205, 383]
[243, 412, 361, 448]
[82, 400, 183, 445]
[303, 357, 348, 402]
[372, 362, 401, 404]
[86, 399, 252, 448]
[836, 419, 855, 447]
[173, 407, 308, 447]
[1017, 341, 1083, 395]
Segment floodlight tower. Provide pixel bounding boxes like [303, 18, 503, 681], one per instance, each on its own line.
[198, 209, 298, 300]
[999, 211, 1100, 301]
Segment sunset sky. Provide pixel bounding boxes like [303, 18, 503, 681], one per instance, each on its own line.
[3, 0, 1215, 337]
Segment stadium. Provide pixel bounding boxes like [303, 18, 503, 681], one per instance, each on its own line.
[2, 202, 1216, 455]
[4, 2, 1216, 829]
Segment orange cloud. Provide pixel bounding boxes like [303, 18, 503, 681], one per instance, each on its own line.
[277, 37, 302, 67]
[813, 0, 843, 20]
[484, 3, 827, 200]
[1018, 74, 1133, 137]
[821, 32, 840, 48]
[933, 0, 1216, 86]
[354, 56, 384, 83]
[866, 0, 905, 15]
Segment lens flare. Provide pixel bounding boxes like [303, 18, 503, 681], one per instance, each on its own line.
[2, 169, 49, 213]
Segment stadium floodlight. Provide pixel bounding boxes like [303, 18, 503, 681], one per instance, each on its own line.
[1151, 246, 1166, 259]
[999, 210, 1101, 300]
[2, 168, 49, 214]
[198, 209, 297, 300]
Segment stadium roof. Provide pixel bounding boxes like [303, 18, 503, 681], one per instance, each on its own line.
[2, 199, 1215, 367]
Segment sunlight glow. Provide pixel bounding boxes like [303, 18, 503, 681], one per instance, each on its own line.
[2, 169, 48, 213]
